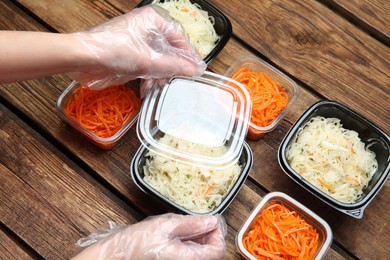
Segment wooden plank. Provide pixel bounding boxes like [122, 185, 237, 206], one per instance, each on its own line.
[0, 229, 33, 260]
[321, 0, 390, 45]
[0, 104, 141, 259]
[0, 0, 384, 259]
[7, 0, 120, 32]
[8, 0, 133, 31]
[206, 0, 389, 133]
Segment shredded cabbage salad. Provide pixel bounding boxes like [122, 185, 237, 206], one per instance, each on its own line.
[152, 0, 219, 58]
[286, 116, 377, 203]
[143, 134, 241, 213]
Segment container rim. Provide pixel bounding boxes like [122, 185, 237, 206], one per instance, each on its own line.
[136, 71, 252, 169]
[56, 81, 140, 144]
[236, 191, 333, 260]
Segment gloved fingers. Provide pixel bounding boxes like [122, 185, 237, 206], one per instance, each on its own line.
[167, 215, 221, 240]
[145, 54, 205, 78]
[70, 71, 136, 90]
[128, 5, 206, 77]
[158, 238, 226, 260]
[75, 221, 126, 248]
[140, 78, 168, 98]
[188, 216, 227, 245]
[70, 4, 206, 90]
[133, 213, 218, 238]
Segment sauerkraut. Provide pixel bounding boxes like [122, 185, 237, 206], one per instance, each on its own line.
[152, 0, 219, 58]
[143, 134, 242, 213]
[286, 116, 377, 203]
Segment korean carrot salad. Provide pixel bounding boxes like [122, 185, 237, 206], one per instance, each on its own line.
[152, 0, 219, 58]
[231, 67, 289, 128]
[64, 84, 140, 138]
[286, 116, 378, 203]
[142, 134, 241, 213]
[243, 202, 320, 259]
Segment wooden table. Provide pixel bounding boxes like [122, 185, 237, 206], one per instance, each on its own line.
[1, 0, 389, 259]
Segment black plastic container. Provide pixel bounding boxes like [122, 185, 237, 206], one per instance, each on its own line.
[136, 0, 232, 64]
[278, 100, 390, 219]
[131, 142, 253, 215]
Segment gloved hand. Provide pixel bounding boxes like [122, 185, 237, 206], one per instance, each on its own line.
[69, 5, 206, 90]
[71, 213, 227, 260]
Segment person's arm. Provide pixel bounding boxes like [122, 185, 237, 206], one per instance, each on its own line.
[0, 31, 94, 83]
[0, 6, 206, 88]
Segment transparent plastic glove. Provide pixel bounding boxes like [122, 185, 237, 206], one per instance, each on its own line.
[72, 213, 227, 260]
[70, 5, 206, 90]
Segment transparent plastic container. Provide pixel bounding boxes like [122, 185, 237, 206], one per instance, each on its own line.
[278, 100, 390, 218]
[137, 71, 251, 169]
[236, 192, 333, 260]
[57, 81, 141, 150]
[225, 56, 299, 140]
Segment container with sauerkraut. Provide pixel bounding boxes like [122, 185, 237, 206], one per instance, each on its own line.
[278, 100, 390, 219]
[131, 140, 253, 215]
[136, 0, 232, 64]
[130, 71, 253, 214]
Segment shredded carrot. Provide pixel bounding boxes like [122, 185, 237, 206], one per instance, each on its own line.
[64, 84, 141, 138]
[231, 67, 289, 127]
[317, 178, 335, 193]
[204, 185, 214, 196]
[243, 202, 320, 259]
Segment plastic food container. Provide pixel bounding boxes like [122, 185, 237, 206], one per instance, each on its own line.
[56, 81, 141, 150]
[236, 192, 333, 260]
[225, 56, 299, 140]
[131, 141, 253, 215]
[278, 100, 390, 219]
[137, 71, 251, 169]
[131, 71, 252, 214]
[136, 0, 232, 64]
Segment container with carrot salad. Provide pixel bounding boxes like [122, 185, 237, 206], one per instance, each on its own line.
[226, 56, 299, 140]
[57, 82, 141, 150]
[236, 192, 332, 260]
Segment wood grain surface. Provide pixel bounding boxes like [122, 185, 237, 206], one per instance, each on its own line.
[321, 0, 390, 45]
[0, 229, 33, 260]
[1, 0, 389, 259]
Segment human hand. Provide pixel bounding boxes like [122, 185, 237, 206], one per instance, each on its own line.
[72, 213, 227, 260]
[70, 5, 206, 90]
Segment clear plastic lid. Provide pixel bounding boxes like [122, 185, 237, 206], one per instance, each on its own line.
[137, 71, 251, 169]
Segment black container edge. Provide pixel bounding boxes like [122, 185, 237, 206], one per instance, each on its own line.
[130, 142, 253, 215]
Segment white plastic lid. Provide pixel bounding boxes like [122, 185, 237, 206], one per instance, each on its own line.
[137, 71, 251, 168]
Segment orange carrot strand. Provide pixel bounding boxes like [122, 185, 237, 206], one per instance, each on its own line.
[231, 67, 289, 127]
[243, 202, 319, 259]
[64, 84, 141, 138]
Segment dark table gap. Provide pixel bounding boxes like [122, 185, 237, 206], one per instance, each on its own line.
[0, 223, 44, 260]
[318, 0, 390, 47]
